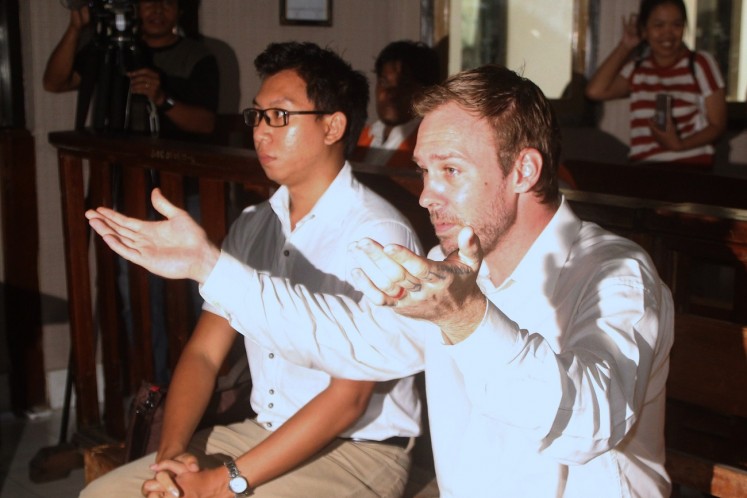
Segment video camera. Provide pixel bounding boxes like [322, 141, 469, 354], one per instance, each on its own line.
[61, 0, 145, 73]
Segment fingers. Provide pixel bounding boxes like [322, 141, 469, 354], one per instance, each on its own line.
[351, 268, 391, 306]
[155, 471, 180, 497]
[151, 188, 183, 220]
[141, 473, 180, 497]
[173, 452, 200, 472]
[86, 214, 142, 260]
[383, 244, 432, 285]
[86, 205, 144, 234]
[142, 477, 171, 497]
[456, 226, 483, 270]
[85, 188, 181, 227]
[350, 239, 415, 298]
[95, 227, 142, 263]
[127, 69, 160, 98]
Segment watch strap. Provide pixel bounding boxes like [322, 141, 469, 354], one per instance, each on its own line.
[224, 459, 251, 496]
[158, 95, 176, 112]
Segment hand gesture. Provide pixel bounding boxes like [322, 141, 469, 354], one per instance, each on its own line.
[86, 188, 219, 283]
[69, 6, 91, 32]
[621, 13, 641, 50]
[350, 226, 487, 343]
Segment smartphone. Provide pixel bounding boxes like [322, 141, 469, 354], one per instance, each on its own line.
[654, 94, 672, 130]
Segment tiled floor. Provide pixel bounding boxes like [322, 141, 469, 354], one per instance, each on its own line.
[0, 409, 85, 498]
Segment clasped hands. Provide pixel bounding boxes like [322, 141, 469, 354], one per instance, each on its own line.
[86, 188, 488, 343]
[141, 452, 229, 498]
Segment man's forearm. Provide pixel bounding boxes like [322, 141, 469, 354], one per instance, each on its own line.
[156, 353, 221, 461]
[43, 26, 82, 92]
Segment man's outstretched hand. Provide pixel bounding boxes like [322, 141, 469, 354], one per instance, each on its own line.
[85, 188, 219, 284]
[350, 226, 487, 344]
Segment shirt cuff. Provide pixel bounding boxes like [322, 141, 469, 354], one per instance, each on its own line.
[447, 300, 522, 373]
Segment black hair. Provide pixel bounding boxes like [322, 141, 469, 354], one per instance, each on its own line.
[374, 40, 441, 88]
[254, 42, 369, 158]
[638, 0, 688, 31]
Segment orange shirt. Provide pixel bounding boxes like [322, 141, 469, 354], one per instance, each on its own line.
[351, 120, 420, 168]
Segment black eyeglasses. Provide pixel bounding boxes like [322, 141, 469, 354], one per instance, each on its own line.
[243, 108, 332, 128]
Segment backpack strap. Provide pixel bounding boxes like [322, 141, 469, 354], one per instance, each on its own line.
[689, 50, 701, 94]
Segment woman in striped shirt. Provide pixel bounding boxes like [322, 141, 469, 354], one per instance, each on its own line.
[586, 0, 727, 166]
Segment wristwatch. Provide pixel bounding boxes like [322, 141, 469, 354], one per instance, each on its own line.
[224, 459, 251, 496]
[158, 95, 176, 112]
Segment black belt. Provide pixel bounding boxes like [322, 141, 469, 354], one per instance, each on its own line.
[344, 436, 411, 449]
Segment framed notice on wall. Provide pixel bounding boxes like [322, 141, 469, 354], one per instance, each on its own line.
[281, 0, 332, 26]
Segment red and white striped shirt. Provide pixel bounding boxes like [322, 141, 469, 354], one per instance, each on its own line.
[620, 49, 724, 165]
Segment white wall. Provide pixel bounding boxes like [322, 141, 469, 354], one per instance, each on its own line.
[595, 0, 640, 148]
[505, 0, 573, 99]
[18, 0, 421, 409]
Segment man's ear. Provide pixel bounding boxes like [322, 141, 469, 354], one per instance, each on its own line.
[323, 111, 347, 146]
[513, 148, 542, 193]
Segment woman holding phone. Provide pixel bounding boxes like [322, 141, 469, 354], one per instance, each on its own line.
[586, 0, 727, 166]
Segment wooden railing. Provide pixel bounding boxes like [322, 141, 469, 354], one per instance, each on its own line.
[50, 130, 431, 443]
[51, 131, 747, 494]
[564, 159, 747, 211]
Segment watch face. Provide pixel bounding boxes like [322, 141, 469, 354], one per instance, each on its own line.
[229, 476, 249, 493]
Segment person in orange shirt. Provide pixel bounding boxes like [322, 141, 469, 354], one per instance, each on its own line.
[352, 40, 441, 168]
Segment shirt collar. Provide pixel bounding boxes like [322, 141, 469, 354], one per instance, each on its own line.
[369, 118, 421, 145]
[268, 162, 357, 233]
[477, 197, 580, 299]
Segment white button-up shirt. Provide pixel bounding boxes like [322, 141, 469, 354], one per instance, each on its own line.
[204, 163, 423, 439]
[202, 198, 674, 497]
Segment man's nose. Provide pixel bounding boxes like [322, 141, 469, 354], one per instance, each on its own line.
[253, 121, 272, 145]
[419, 176, 444, 209]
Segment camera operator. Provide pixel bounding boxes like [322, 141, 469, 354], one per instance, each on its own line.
[43, 0, 218, 141]
[44, 0, 220, 387]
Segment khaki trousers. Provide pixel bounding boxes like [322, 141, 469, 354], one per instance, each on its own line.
[80, 419, 411, 497]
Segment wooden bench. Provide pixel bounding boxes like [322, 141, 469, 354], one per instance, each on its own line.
[666, 313, 747, 497]
[565, 191, 747, 496]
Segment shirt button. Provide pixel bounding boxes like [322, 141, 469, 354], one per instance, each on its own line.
[268, 352, 275, 359]
[269, 389, 275, 395]
[283, 249, 290, 256]
[268, 403, 274, 409]
[266, 422, 273, 428]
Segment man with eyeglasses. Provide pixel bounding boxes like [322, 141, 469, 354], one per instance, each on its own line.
[80, 41, 422, 498]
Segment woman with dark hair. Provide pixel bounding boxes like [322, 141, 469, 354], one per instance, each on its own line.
[586, 0, 727, 166]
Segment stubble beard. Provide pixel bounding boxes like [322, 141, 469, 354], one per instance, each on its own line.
[432, 197, 514, 258]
